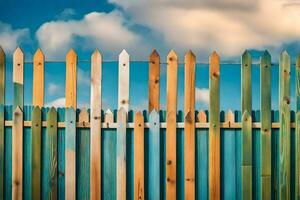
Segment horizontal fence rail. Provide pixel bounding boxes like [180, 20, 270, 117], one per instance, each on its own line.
[0, 46, 299, 200]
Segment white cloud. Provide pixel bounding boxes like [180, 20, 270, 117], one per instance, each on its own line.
[36, 11, 141, 58]
[196, 87, 209, 105]
[109, 0, 300, 57]
[56, 8, 76, 20]
[77, 68, 90, 86]
[47, 82, 61, 95]
[0, 22, 30, 53]
[45, 97, 65, 107]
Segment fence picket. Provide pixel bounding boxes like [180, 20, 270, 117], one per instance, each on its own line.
[166, 50, 178, 199]
[209, 51, 220, 200]
[117, 108, 127, 199]
[65, 107, 76, 199]
[12, 106, 23, 200]
[31, 106, 42, 199]
[148, 110, 160, 199]
[134, 111, 144, 200]
[149, 49, 160, 112]
[296, 54, 300, 199]
[184, 50, 196, 200]
[279, 51, 291, 199]
[260, 51, 271, 199]
[0, 47, 4, 198]
[65, 49, 77, 109]
[90, 49, 102, 200]
[241, 50, 252, 200]
[33, 49, 44, 107]
[118, 50, 130, 112]
[13, 47, 24, 110]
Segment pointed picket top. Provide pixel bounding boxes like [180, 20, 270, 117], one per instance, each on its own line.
[242, 110, 252, 122]
[242, 50, 251, 59]
[92, 49, 102, 60]
[225, 109, 234, 123]
[14, 47, 24, 58]
[150, 49, 159, 60]
[149, 109, 159, 124]
[260, 50, 271, 65]
[65, 49, 77, 109]
[13, 106, 23, 115]
[242, 50, 251, 67]
[149, 109, 159, 118]
[119, 49, 129, 61]
[134, 111, 144, 124]
[13, 47, 24, 84]
[184, 111, 192, 123]
[66, 48, 77, 59]
[209, 51, 220, 77]
[104, 109, 114, 123]
[197, 110, 207, 123]
[32, 106, 41, 113]
[79, 108, 89, 123]
[167, 49, 178, 62]
[33, 48, 45, 107]
[0, 46, 5, 57]
[185, 50, 196, 61]
[34, 48, 44, 60]
[48, 107, 56, 115]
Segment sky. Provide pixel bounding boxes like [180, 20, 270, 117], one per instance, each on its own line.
[0, 0, 299, 111]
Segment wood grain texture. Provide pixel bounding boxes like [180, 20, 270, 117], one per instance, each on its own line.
[209, 51, 220, 200]
[148, 49, 160, 112]
[118, 50, 130, 112]
[117, 108, 127, 200]
[241, 50, 252, 200]
[148, 110, 160, 199]
[43, 107, 57, 199]
[90, 49, 102, 200]
[13, 47, 24, 110]
[65, 49, 77, 109]
[260, 51, 272, 199]
[296, 54, 300, 200]
[65, 107, 76, 200]
[184, 50, 196, 200]
[134, 112, 144, 200]
[32, 48, 45, 107]
[279, 51, 291, 199]
[31, 106, 42, 200]
[166, 50, 178, 199]
[12, 106, 23, 200]
[0, 47, 5, 199]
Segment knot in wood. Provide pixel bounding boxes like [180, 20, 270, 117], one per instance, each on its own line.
[167, 160, 172, 165]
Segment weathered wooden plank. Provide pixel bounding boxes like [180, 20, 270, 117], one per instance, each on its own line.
[65, 107, 76, 199]
[65, 49, 77, 109]
[118, 50, 130, 112]
[117, 108, 127, 199]
[279, 51, 291, 200]
[12, 106, 23, 200]
[166, 50, 178, 199]
[241, 50, 252, 200]
[148, 110, 160, 199]
[209, 51, 220, 200]
[260, 51, 272, 199]
[13, 47, 24, 110]
[31, 106, 42, 200]
[32, 48, 45, 107]
[148, 49, 160, 112]
[134, 111, 144, 200]
[78, 108, 90, 199]
[184, 50, 196, 200]
[0, 47, 5, 199]
[43, 107, 57, 199]
[90, 49, 102, 200]
[296, 54, 300, 200]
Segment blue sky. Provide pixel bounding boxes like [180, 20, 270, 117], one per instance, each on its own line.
[0, 0, 299, 111]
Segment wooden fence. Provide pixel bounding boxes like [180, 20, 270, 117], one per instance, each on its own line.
[0, 47, 299, 200]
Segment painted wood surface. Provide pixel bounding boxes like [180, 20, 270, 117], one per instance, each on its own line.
[13, 47, 24, 110]
[65, 49, 77, 109]
[241, 50, 252, 200]
[148, 110, 160, 199]
[134, 111, 144, 200]
[260, 51, 272, 199]
[12, 106, 23, 200]
[43, 107, 57, 199]
[279, 51, 291, 199]
[296, 54, 300, 200]
[31, 106, 42, 199]
[0, 47, 5, 199]
[166, 50, 178, 199]
[90, 49, 102, 200]
[148, 49, 160, 112]
[65, 107, 76, 199]
[117, 108, 127, 199]
[32, 48, 44, 107]
[209, 51, 220, 200]
[184, 50, 196, 200]
[118, 50, 130, 112]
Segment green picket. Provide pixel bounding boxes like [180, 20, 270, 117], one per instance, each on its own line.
[0, 47, 4, 198]
[31, 106, 42, 199]
[296, 54, 300, 199]
[260, 51, 272, 199]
